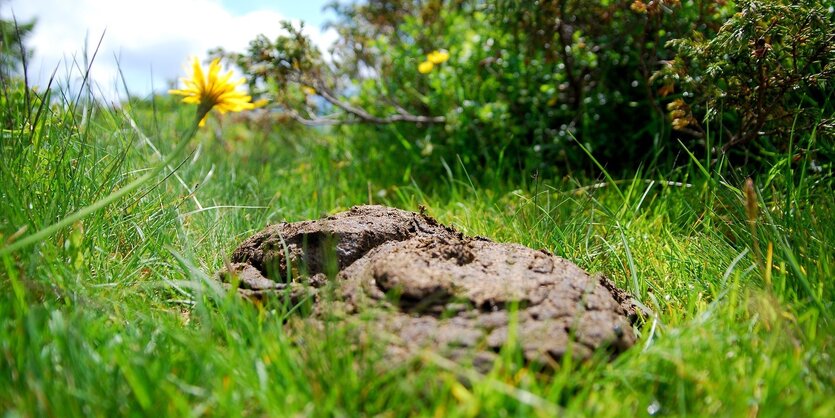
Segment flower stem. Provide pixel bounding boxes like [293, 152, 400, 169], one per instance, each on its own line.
[0, 109, 208, 257]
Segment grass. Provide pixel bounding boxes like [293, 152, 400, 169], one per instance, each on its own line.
[0, 70, 833, 417]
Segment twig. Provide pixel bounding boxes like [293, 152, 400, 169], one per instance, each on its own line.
[309, 80, 445, 125]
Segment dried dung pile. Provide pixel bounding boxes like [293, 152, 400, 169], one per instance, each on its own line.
[220, 205, 642, 367]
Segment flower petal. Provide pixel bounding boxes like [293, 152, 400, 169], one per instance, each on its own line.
[169, 56, 263, 127]
[427, 50, 449, 64]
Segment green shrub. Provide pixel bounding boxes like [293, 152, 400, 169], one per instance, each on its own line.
[0, 13, 34, 75]
[217, 0, 831, 179]
[656, 0, 835, 160]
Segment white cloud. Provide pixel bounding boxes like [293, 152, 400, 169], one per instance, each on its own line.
[2, 0, 337, 102]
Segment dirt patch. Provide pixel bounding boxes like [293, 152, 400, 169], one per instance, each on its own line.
[219, 205, 642, 368]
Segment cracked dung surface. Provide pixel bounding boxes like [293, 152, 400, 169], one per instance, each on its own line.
[219, 205, 641, 367]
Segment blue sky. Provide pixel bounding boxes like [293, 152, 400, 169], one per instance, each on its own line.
[220, 0, 334, 28]
[0, 0, 336, 101]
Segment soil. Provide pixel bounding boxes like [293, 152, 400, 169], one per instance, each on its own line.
[219, 205, 643, 368]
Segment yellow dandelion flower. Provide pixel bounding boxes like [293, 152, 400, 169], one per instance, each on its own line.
[427, 50, 450, 64]
[418, 60, 435, 74]
[169, 57, 256, 127]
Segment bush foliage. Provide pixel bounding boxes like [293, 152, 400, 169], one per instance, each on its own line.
[658, 0, 835, 156]
[217, 0, 833, 178]
[0, 12, 34, 75]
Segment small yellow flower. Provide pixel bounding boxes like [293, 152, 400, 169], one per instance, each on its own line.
[418, 60, 435, 74]
[169, 57, 256, 127]
[630, 0, 648, 14]
[427, 50, 450, 64]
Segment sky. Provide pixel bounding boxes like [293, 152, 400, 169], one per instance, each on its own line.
[0, 0, 336, 102]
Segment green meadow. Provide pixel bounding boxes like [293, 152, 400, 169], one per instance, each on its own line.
[1, 1, 833, 416]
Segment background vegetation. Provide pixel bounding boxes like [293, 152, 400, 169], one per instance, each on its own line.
[1, 0, 833, 416]
[220, 0, 833, 178]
